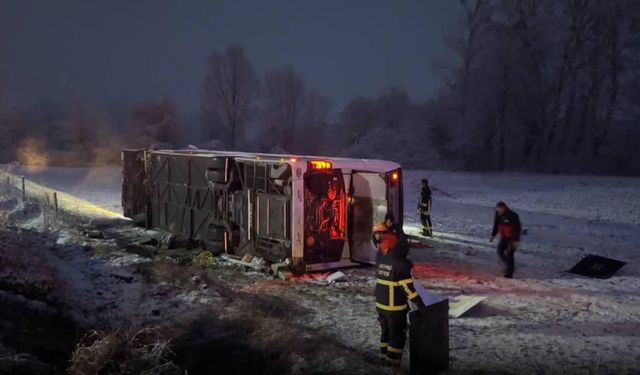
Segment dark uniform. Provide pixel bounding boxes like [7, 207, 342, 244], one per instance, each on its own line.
[375, 235, 424, 365]
[492, 208, 522, 278]
[418, 180, 433, 236]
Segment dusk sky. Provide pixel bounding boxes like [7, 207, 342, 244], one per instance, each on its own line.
[0, 0, 459, 115]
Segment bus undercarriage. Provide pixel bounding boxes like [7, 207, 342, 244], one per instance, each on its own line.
[122, 149, 402, 272]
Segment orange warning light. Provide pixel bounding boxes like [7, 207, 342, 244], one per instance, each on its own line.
[308, 160, 332, 170]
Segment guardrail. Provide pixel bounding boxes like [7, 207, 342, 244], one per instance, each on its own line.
[0, 169, 124, 220]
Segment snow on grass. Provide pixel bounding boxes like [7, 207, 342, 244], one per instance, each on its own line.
[405, 170, 640, 225]
[1, 164, 123, 215]
[3, 164, 640, 372]
[402, 170, 640, 373]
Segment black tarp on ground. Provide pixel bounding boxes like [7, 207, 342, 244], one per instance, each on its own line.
[569, 254, 626, 279]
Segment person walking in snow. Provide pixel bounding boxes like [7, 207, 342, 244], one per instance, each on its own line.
[490, 201, 522, 278]
[373, 223, 424, 366]
[417, 179, 433, 236]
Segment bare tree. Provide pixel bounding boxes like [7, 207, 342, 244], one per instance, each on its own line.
[202, 45, 259, 149]
[433, 0, 640, 173]
[127, 99, 182, 148]
[461, 1, 489, 118]
[0, 74, 5, 110]
[298, 90, 331, 154]
[64, 99, 103, 154]
[442, 0, 494, 164]
[0, 107, 28, 162]
[592, 0, 631, 159]
[341, 97, 376, 143]
[376, 87, 412, 129]
[263, 66, 305, 151]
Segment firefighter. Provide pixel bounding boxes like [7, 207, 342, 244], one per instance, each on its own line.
[490, 201, 522, 278]
[372, 213, 402, 249]
[384, 212, 403, 236]
[417, 178, 433, 236]
[373, 223, 425, 366]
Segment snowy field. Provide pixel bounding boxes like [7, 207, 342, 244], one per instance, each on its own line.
[1, 163, 122, 213]
[403, 170, 640, 373]
[2, 164, 639, 373]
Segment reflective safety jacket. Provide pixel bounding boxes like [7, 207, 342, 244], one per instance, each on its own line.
[418, 186, 432, 215]
[375, 251, 423, 312]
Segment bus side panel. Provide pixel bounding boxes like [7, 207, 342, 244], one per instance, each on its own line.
[121, 149, 147, 224]
[189, 156, 217, 241]
[291, 177, 304, 261]
[148, 152, 222, 241]
[149, 152, 168, 230]
[240, 160, 293, 261]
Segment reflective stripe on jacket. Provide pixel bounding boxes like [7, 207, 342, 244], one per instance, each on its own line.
[375, 249, 422, 312]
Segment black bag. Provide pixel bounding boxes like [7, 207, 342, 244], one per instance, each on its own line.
[409, 299, 449, 374]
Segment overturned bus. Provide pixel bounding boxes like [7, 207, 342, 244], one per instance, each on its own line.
[122, 149, 403, 272]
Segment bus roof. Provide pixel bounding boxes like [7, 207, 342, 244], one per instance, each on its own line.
[150, 148, 401, 171]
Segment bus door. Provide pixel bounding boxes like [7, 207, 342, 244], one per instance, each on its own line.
[349, 172, 388, 264]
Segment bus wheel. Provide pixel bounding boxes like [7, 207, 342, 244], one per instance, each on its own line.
[199, 239, 224, 254]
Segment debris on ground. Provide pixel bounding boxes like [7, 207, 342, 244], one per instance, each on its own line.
[270, 260, 290, 276]
[3, 165, 640, 374]
[159, 233, 175, 249]
[326, 271, 348, 283]
[276, 270, 293, 281]
[109, 273, 134, 284]
[191, 251, 215, 267]
[221, 254, 268, 272]
[82, 230, 104, 239]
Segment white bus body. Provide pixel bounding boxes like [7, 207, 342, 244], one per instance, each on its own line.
[122, 149, 403, 272]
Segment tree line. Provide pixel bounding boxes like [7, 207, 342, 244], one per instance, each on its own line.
[428, 0, 640, 173]
[0, 45, 332, 166]
[201, 46, 331, 155]
[1, 0, 639, 174]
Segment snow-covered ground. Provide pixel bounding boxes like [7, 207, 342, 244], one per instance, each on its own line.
[1, 164, 122, 213]
[2, 164, 639, 373]
[403, 170, 640, 373]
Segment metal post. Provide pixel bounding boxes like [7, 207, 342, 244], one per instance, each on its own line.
[21, 176, 26, 201]
[53, 192, 59, 212]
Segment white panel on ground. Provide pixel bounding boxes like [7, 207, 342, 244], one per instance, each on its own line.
[412, 282, 486, 318]
[412, 282, 447, 308]
[448, 296, 487, 318]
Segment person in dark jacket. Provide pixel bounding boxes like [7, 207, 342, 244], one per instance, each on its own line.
[384, 212, 403, 236]
[490, 202, 522, 278]
[373, 223, 424, 366]
[417, 179, 433, 236]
